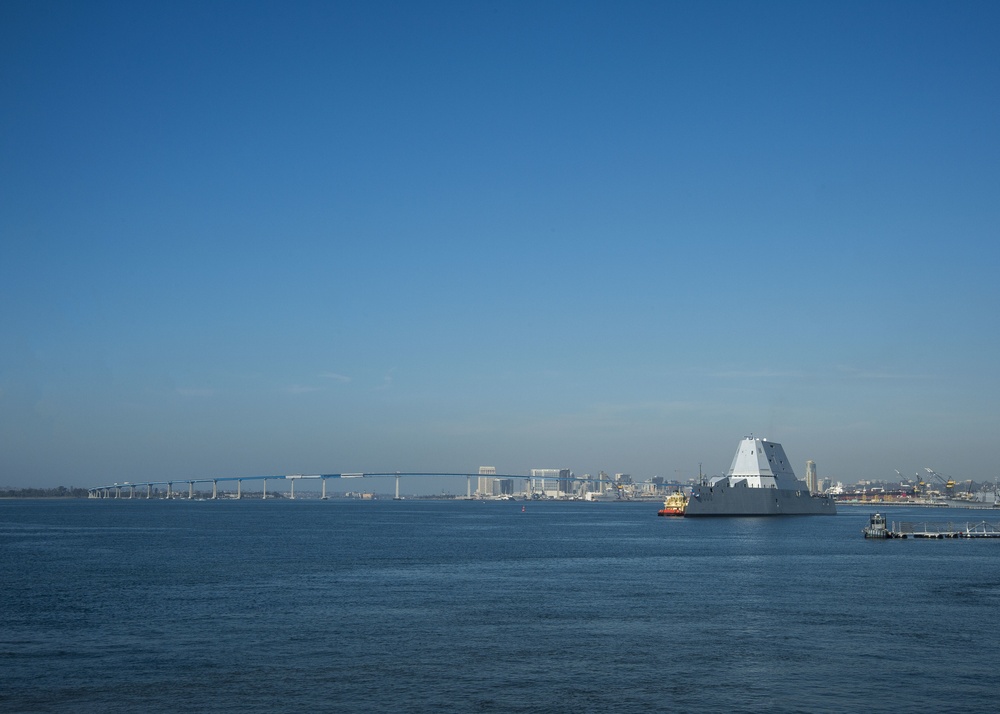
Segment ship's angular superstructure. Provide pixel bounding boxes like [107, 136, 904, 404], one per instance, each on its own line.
[684, 437, 837, 517]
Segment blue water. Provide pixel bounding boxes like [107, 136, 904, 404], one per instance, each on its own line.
[2, 499, 998, 713]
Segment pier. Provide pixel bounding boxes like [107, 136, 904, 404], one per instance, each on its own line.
[866, 513, 1000, 538]
[894, 520, 1000, 538]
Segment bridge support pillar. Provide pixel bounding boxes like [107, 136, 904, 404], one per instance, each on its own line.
[167, 482, 172, 499]
[237, 479, 242, 500]
[189, 482, 194, 500]
[262, 479, 267, 500]
[395, 475, 401, 500]
[467, 476, 471, 499]
[147, 484, 152, 499]
[212, 480, 217, 499]
[290, 479, 295, 500]
[321, 477, 327, 500]
[129, 486, 134, 499]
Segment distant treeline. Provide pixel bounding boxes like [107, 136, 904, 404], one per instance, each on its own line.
[0, 486, 90, 498]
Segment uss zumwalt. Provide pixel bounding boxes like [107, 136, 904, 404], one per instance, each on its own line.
[684, 436, 837, 517]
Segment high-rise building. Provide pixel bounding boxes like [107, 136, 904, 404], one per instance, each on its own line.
[805, 460, 818, 494]
[530, 468, 571, 497]
[477, 466, 497, 497]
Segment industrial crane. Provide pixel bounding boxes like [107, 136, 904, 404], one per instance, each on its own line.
[924, 468, 956, 492]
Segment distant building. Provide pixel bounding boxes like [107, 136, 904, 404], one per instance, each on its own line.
[805, 460, 818, 495]
[530, 468, 571, 497]
[615, 473, 634, 498]
[477, 466, 497, 497]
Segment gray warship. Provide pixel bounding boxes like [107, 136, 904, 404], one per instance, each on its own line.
[684, 437, 837, 517]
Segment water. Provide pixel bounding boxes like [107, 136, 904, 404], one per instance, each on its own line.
[2, 499, 998, 713]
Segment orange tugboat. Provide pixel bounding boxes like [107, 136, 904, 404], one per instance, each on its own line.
[657, 491, 687, 517]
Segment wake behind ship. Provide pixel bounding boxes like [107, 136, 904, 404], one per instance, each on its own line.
[684, 437, 837, 517]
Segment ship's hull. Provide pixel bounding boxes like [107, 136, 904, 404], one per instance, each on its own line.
[657, 507, 685, 517]
[684, 484, 837, 517]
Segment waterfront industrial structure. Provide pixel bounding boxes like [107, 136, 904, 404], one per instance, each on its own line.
[863, 512, 1000, 538]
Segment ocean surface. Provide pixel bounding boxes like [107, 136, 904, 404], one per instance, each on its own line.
[2, 499, 999, 713]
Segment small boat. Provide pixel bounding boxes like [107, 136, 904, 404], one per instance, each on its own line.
[658, 491, 687, 517]
[863, 512, 890, 538]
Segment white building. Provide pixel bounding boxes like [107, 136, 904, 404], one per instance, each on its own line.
[805, 460, 818, 494]
[477, 466, 497, 497]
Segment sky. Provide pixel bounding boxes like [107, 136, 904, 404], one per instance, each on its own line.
[2, 0, 999, 492]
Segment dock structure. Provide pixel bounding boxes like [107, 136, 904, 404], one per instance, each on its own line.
[894, 520, 1000, 538]
[872, 516, 1000, 539]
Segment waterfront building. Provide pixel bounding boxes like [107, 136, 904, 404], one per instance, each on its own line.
[805, 460, 818, 495]
[477, 466, 497, 497]
[530, 468, 571, 498]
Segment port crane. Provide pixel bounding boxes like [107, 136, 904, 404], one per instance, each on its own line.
[924, 468, 956, 493]
[910, 470, 927, 494]
[895, 469, 920, 495]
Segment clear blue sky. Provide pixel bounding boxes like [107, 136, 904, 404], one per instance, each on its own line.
[2, 0, 998, 491]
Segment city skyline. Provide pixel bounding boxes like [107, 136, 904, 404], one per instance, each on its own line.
[3, 1, 999, 490]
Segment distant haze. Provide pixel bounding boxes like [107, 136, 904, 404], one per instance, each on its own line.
[2, 1, 997, 489]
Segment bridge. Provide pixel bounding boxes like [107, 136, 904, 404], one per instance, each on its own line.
[87, 472, 674, 500]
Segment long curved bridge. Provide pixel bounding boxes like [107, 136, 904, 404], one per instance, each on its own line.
[88, 472, 640, 500]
